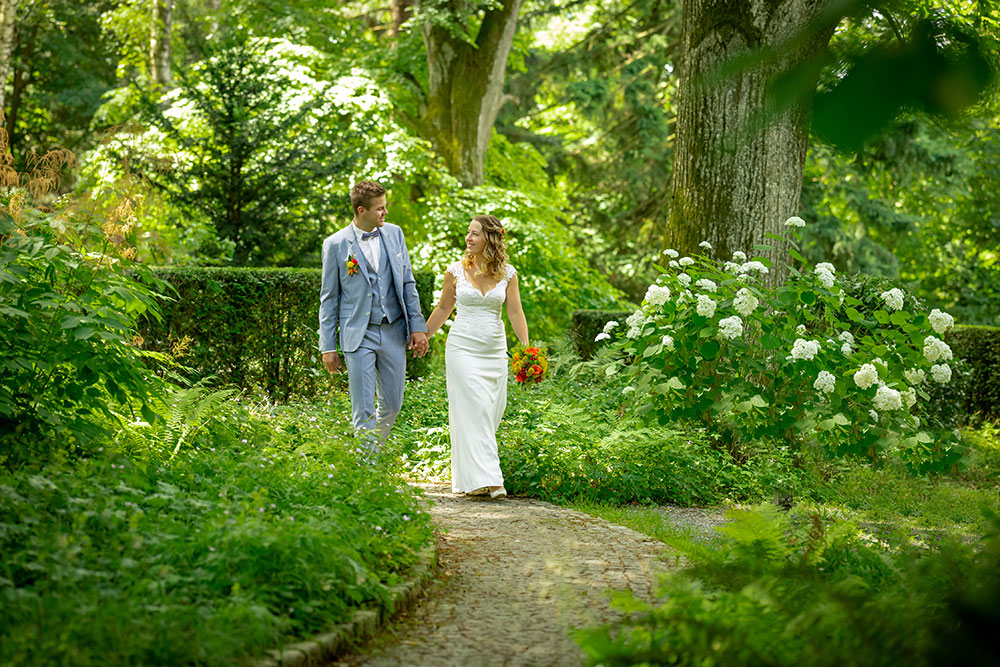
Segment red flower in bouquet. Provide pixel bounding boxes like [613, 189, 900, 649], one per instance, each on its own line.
[346, 255, 360, 276]
[510, 345, 548, 385]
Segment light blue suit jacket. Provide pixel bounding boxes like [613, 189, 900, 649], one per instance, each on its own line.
[319, 222, 427, 354]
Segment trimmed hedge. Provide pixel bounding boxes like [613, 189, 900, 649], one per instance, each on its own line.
[570, 309, 631, 360]
[948, 324, 1000, 420]
[138, 267, 435, 400]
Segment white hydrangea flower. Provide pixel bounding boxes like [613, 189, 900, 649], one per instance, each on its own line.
[901, 388, 917, 409]
[853, 363, 879, 389]
[869, 409, 879, 423]
[903, 368, 926, 385]
[839, 342, 852, 356]
[661, 335, 675, 350]
[717, 316, 743, 340]
[796, 324, 807, 336]
[732, 251, 747, 262]
[594, 332, 611, 342]
[930, 363, 952, 384]
[923, 336, 953, 363]
[790, 338, 821, 361]
[814, 370, 836, 394]
[669, 260, 680, 268]
[739, 261, 769, 276]
[678, 273, 691, 287]
[699, 241, 713, 250]
[695, 279, 717, 293]
[602, 320, 619, 334]
[815, 267, 836, 289]
[816, 262, 836, 275]
[626, 310, 645, 328]
[784, 216, 806, 228]
[679, 257, 695, 267]
[664, 248, 679, 258]
[880, 288, 905, 312]
[928, 309, 954, 334]
[838, 331, 855, 345]
[644, 284, 672, 307]
[696, 294, 717, 318]
[873, 385, 903, 411]
[733, 288, 759, 317]
[723, 261, 740, 273]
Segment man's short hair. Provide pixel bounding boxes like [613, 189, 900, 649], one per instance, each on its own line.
[350, 181, 386, 214]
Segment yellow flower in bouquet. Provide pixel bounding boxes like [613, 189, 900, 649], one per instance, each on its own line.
[510, 345, 548, 384]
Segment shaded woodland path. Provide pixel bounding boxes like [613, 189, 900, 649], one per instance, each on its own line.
[335, 482, 679, 666]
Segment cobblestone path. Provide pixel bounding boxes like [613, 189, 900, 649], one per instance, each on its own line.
[336, 482, 676, 667]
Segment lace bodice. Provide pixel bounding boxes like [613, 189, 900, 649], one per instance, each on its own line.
[447, 261, 516, 338]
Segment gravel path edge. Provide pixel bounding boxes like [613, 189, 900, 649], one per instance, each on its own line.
[253, 541, 439, 667]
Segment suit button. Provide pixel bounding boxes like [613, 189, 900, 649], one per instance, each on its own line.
[365, 311, 370, 316]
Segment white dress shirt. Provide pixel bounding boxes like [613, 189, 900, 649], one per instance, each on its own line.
[352, 222, 381, 272]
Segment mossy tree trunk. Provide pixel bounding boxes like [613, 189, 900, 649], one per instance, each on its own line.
[667, 0, 835, 278]
[0, 0, 17, 112]
[419, 0, 521, 187]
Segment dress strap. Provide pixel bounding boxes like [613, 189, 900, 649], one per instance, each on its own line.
[447, 261, 463, 281]
[505, 264, 517, 280]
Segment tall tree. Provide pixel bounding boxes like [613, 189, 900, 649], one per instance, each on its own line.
[666, 0, 835, 271]
[150, 0, 174, 87]
[417, 0, 522, 186]
[666, 1, 995, 275]
[0, 0, 19, 121]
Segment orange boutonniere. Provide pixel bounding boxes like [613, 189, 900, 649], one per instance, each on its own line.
[346, 255, 359, 276]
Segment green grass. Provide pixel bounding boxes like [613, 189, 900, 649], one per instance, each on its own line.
[0, 393, 434, 667]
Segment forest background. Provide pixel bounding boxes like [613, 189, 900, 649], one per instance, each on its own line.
[1, 0, 998, 329]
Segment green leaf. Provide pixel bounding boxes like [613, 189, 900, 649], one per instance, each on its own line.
[74, 327, 96, 340]
[760, 333, 782, 350]
[799, 291, 816, 304]
[700, 340, 720, 360]
[788, 248, 806, 263]
[667, 376, 686, 390]
[889, 311, 910, 327]
[874, 310, 890, 325]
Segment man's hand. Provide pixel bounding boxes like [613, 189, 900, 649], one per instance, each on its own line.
[322, 351, 343, 374]
[409, 332, 429, 358]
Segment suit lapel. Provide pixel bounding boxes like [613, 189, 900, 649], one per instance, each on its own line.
[346, 226, 373, 285]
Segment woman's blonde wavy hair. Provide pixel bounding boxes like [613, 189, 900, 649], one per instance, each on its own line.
[462, 214, 508, 282]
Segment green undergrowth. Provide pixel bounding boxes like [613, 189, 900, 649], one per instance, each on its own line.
[574, 502, 1000, 666]
[391, 360, 818, 506]
[0, 393, 433, 666]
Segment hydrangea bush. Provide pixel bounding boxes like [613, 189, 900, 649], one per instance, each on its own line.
[603, 218, 962, 471]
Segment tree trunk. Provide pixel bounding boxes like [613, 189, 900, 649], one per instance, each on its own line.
[666, 0, 834, 277]
[0, 0, 17, 112]
[391, 0, 413, 38]
[150, 0, 173, 88]
[420, 0, 521, 187]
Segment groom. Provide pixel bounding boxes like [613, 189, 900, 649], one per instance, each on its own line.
[320, 181, 429, 449]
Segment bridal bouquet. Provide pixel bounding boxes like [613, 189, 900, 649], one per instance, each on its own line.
[511, 345, 548, 384]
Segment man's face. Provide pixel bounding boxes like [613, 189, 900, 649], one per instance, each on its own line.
[357, 195, 387, 229]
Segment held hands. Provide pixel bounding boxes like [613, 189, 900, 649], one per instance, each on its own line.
[409, 332, 429, 358]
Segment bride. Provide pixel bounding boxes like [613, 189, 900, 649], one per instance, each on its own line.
[424, 214, 529, 499]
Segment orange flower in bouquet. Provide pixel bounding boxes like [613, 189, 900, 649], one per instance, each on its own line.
[510, 345, 548, 385]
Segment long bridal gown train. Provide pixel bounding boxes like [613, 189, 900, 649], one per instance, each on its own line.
[445, 261, 517, 493]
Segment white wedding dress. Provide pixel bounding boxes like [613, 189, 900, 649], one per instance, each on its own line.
[445, 261, 516, 493]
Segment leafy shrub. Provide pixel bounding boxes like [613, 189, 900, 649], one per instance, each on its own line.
[0, 152, 167, 468]
[603, 220, 965, 472]
[138, 266, 436, 400]
[392, 357, 817, 506]
[947, 324, 1000, 420]
[576, 505, 1000, 667]
[0, 396, 433, 666]
[570, 309, 631, 359]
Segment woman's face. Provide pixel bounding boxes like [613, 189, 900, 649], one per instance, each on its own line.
[465, 220, 486, 256]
